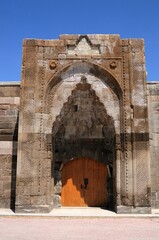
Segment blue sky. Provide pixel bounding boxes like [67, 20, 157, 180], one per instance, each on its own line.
[0, 0, 158, 81]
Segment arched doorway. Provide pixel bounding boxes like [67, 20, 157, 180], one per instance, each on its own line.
[61, 158, 108, 207]
[52, 75, 116, 209]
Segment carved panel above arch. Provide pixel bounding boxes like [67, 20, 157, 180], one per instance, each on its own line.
[52, 76, 116, 164]
[44, 70, 120, 137]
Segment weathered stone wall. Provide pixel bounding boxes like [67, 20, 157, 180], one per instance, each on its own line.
[147, 82, 159, 208]
[0, 80, 158, 211]
[0, 83, 20, 209]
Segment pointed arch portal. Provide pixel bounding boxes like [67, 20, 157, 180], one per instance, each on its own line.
[52, 75, 115, 209]
[15, 35, 151, 214]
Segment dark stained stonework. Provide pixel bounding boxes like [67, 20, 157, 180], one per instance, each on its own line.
[0, 34, 158, 213]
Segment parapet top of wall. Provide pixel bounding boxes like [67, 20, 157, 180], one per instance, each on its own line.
[147, 82, 159, 86]
[0, 82, 20, 86]
[0, 82, 20, 97]
[60, 34, 121, 44]
[23, 34, 120, 45]
[147, 82, 159, 95]
[22, 34, 144, 48]
[60, 34, 120, 39]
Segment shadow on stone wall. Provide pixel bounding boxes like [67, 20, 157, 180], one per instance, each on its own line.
[10, 115, 18, 211]
[52, 77, 115, 165]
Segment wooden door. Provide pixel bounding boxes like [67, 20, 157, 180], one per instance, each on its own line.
[61, 158, 107, 207]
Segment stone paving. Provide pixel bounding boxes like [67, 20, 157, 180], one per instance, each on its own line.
[0, 208, 159, 240]
[0, 216, 159, 240]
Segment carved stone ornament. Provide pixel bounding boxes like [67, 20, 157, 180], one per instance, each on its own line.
[109, 61, 117, 69]
[50, 60, 57, 69]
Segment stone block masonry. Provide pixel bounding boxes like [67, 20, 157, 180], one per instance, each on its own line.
[0, 83, 19, 209]
[147, 82, 159, 208]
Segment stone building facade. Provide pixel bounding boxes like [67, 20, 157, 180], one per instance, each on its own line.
[0, 34, 159, 213]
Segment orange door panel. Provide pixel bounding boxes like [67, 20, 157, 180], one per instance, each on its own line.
[61, 158, 107, 207]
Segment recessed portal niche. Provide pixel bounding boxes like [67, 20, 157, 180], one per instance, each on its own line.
[52, 76, 115, 209]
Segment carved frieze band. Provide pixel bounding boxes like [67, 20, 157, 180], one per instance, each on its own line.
[38, 44, 45, 193]
[121, 40, 129, 196]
